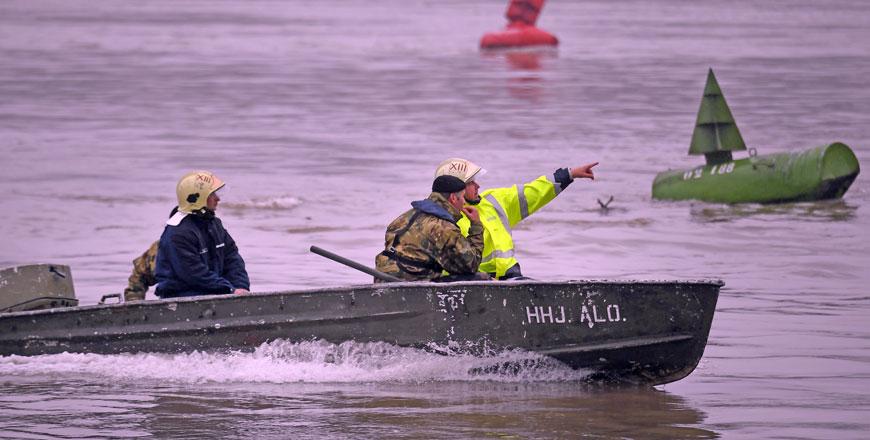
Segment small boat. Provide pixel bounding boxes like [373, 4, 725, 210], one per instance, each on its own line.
[0, 264, 722, 386]
[652, 69, 860, 204]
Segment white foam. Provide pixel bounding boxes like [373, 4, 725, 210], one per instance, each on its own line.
[223, 196, 302, 211]
[0, 340, 591, 384]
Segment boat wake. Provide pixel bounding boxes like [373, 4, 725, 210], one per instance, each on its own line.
[0, 339, 592, 384]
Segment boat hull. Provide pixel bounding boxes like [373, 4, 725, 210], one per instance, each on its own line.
[0, 280, 721, 385]
[652, 143, 860, 204]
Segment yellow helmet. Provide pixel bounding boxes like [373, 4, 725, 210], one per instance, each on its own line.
[176, 170, 225, 214]
[434, 158, 486, 183]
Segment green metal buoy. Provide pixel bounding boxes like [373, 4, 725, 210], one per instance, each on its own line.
[652, 69, 860, 204]
[689, 69, 746, 166]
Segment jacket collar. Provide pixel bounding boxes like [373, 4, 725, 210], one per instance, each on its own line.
[409, 192, 462, 223]
[166, 211, 188, 226]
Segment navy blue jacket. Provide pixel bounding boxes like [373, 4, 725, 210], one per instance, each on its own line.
[155, 214, 249, 298]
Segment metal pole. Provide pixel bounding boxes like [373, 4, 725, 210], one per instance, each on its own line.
[309, 246, 403, 283]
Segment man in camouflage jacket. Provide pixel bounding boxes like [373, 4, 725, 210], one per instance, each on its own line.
[123, 207, 180, 301]
[376, 175, 485, 282]
[123, 240, 159, 301]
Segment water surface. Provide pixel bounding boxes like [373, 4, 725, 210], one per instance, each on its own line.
[1, 0, 869, 438]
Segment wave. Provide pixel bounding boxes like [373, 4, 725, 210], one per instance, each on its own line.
[222, 196, 302, 211]
[0, 339, 591, 384]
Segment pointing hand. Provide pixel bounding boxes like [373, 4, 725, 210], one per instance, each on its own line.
[570, 162, 599, 180]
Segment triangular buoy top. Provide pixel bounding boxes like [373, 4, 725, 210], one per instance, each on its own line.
[689, 69, 746, 165]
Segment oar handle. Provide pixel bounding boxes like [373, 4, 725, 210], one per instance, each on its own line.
[309, 246, 403, 283]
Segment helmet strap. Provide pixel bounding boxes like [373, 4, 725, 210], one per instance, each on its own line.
[192, 207, 216, 220]
[465, 196, 481, 205]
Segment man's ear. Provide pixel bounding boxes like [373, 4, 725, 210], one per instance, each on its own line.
[446, 192, 458, 206]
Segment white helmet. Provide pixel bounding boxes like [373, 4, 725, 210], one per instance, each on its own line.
[176, 170, 225, 214]
[434, 158, 487, 183]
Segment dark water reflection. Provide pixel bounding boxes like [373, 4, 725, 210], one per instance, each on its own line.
[0, 379, 716, 439]
[688, 199, 859, 224]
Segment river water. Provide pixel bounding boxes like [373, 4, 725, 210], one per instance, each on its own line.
[1, 0, 869, 438]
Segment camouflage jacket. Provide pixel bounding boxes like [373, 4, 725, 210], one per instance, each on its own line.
[375, 192, 484, 281]
[124, 240, 159, 301]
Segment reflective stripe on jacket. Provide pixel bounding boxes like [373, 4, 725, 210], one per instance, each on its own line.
[456, 172, 567, 278]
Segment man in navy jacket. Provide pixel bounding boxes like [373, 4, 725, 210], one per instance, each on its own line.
[155, 170, 250, 298]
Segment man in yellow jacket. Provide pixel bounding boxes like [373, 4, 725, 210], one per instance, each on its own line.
[435, 158, 598, 279]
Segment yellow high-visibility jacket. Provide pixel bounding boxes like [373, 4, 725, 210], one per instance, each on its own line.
[456, 171, 570, 278]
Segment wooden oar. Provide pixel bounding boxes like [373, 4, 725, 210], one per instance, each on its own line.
[310, 246, 402, 283]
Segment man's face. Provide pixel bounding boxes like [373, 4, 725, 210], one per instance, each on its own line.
[206, 191, 220, 211]
[464, 180, 481, 203]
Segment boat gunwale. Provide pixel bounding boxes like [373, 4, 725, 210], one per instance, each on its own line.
[0, 278, 724, 319]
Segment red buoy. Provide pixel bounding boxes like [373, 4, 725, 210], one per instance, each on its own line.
[480, 0, 559, 49]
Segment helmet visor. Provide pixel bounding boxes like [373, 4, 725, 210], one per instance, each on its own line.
[467, 167, 486, 183]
